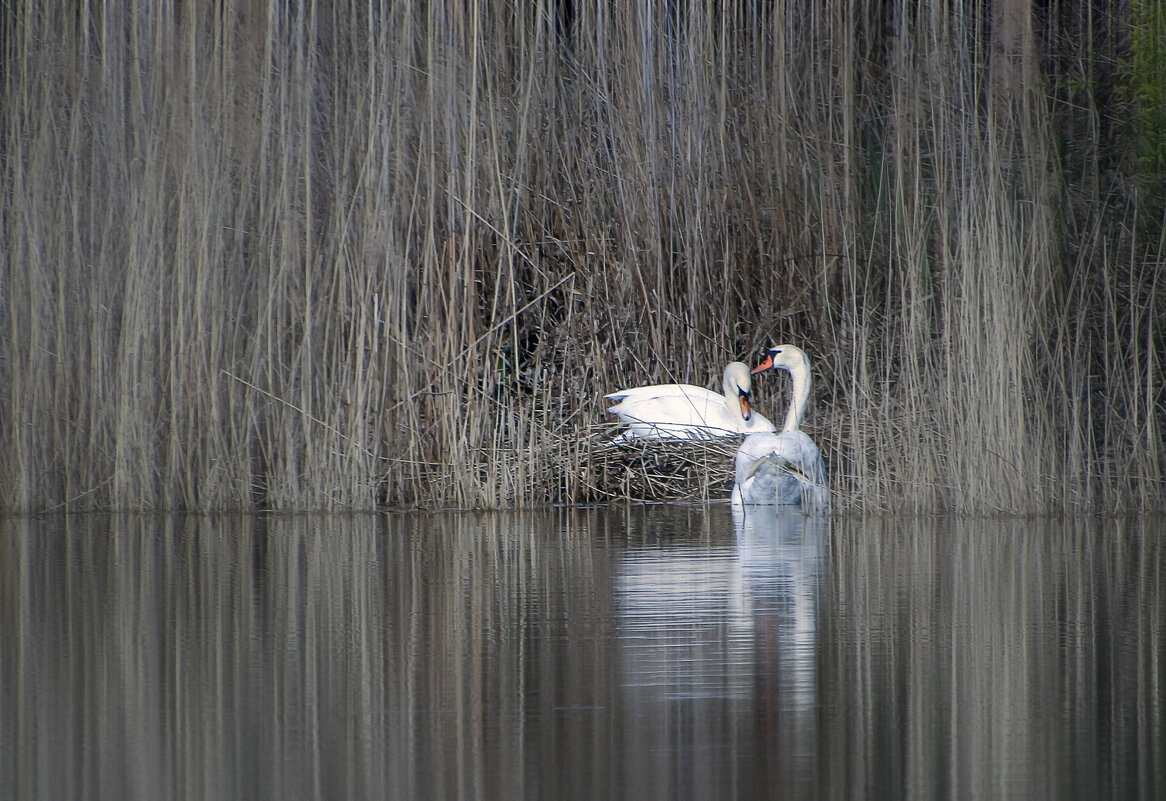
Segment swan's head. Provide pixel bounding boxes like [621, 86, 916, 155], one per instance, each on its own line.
[752, 344, 811, 376]
[723, 361, 755, 421]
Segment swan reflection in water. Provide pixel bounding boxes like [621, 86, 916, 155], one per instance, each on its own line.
[614, 507, 828, 789]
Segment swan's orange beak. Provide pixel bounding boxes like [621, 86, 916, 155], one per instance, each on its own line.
[738, 392, 753, 421]
[751, 355, 774, 374]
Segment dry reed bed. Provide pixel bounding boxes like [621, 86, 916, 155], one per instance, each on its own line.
[1, 2, 1163, 513]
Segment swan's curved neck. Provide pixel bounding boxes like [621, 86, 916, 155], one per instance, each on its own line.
[721, 363, 750, 419]
[782, 356, 812, 433]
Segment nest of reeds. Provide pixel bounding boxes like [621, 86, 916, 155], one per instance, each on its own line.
[583, 429, 739, 503]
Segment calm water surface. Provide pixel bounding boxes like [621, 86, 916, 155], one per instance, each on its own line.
[1, 507, 1162, 800]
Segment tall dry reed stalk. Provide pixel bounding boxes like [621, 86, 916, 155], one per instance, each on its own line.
[1, 1, 1162, 512]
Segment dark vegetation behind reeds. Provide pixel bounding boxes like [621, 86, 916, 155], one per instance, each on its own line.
[2, 1, 1163, 513]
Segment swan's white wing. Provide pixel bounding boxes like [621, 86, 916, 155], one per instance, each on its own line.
[732, 431, 828, 508]
[605, 383, 718, 408]
[607, 384, 775, 440]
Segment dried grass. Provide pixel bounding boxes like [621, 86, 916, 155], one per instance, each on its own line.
[1, 1, 1162, 512]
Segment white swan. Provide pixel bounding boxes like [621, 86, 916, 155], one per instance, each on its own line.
[606, 362, 778, 442]
[731, 345, 828, 509]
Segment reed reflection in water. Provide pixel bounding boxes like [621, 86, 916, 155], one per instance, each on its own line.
[0, 509, 1161, 800]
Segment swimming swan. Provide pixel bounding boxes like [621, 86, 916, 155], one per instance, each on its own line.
[607, 362, 778, 442]
[731, 345, 828, 509]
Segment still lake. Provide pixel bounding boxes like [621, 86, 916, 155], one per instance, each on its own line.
[1, 507, 1162, 800]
